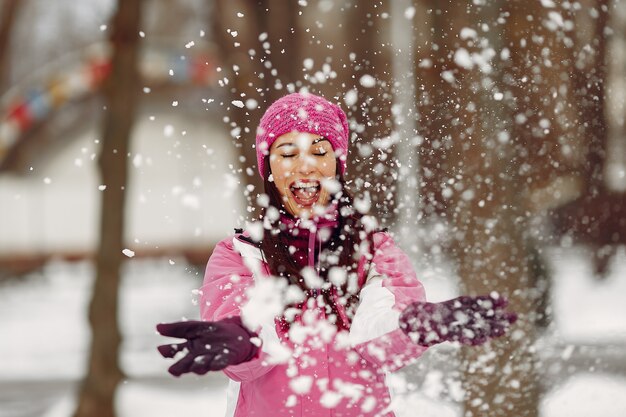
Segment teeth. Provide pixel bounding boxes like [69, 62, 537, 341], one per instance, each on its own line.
[290, 179, 320, 203]
[291, 180, 320, 189]
[292, 186, 318, 202]
[292, 186, 318, 194]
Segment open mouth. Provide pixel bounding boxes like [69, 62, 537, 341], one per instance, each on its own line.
[289, 179, 321, 206]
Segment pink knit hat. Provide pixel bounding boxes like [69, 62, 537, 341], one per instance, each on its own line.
[255, 92, 350, 178]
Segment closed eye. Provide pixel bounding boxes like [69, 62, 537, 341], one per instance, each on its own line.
[281, 154, 296, 158]
[313, 152, 327, 157]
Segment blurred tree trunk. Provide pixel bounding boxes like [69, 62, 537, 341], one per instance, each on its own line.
[492, 0, 611, 219]
[413, 1, 540, 415]
[73, 1, 143, 417]
[412, 0, 453, 218]
[454, 1, 541, 414]
[0, 0, 21, 92]
[258, 0, 300, 104]
[343, 1, 397, 226]
[548, 0, 618, 278]
[569, 0, 610, 196]
[501, 0, 578, 324]
[211, 0, 299, 217]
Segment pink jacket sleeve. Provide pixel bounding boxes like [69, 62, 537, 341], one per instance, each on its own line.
[199, 236, 275, 382]
[350, 231, 428, 372]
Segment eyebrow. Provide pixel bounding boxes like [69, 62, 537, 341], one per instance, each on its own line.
[276, 137, 330, 148]
[312, 137, 330, 145]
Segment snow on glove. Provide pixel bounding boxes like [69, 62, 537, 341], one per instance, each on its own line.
[399, 293, 517, 347]
[156, 316, 259, 377]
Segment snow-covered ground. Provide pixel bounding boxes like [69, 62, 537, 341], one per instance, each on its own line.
[1, 246, 625, 417]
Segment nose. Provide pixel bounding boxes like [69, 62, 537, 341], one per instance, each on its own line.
[296, 155, 315, 175]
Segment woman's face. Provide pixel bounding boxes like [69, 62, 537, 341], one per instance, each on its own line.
[269, 131, 337, 218]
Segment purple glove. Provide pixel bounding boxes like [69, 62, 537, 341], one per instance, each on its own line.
[399, 293, 517, 347]
[156, 316, 259, 377]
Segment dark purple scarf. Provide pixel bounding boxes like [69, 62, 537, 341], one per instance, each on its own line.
[277, 203, 339, 276]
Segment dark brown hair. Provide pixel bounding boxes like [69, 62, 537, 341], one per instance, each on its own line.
[258, 155, 376, 330]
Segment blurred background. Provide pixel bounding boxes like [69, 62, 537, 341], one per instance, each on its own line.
[0, 1, 625, 416]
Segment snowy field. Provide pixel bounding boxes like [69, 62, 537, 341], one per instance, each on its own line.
[1, 246, 625, 417]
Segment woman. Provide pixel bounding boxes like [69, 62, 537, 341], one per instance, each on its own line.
[157, 92, 516, 417]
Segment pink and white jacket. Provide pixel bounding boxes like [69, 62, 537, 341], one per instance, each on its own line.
[199, 215, 428, 417]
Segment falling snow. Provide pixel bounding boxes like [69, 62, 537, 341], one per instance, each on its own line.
[2, 1, 626, 416]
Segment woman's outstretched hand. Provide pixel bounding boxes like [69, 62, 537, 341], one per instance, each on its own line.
[399, 293, 517, 347]
[156, 316, 259, 377]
